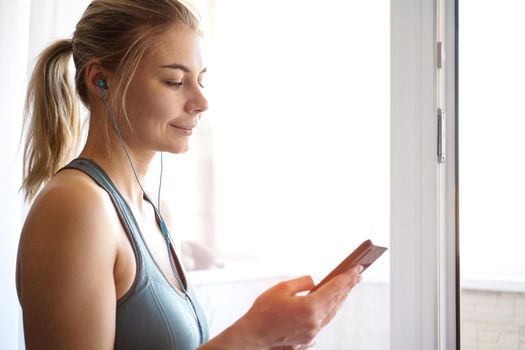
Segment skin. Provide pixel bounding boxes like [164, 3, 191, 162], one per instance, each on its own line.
[16, 25, 362, 350]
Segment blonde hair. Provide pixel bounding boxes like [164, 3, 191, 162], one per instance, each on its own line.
[22, 0, 199, 201]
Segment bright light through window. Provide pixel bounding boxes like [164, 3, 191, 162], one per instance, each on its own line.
[459, 1, 525, 280]
[205, 0, 390, 280]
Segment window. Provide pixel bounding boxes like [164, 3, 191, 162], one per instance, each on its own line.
[459, 1, 525, 349]
[174, 1, 391, 347]
[9, 1, 450, 349]
[209, 0, 390, 277]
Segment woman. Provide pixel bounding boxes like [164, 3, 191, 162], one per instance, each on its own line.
[16, 1, 362, 349]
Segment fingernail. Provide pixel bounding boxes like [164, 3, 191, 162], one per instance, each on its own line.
[358, 265, 364, 273]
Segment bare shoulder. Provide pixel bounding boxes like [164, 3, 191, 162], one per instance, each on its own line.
[18, 168, 119, 349]
[20, 168, 120, 261]
[28, 167, 116, 222]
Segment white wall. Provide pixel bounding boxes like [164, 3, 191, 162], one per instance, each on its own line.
[0, 0, 31, 349]
[0, 1, 91, 348]
[461, 289, 525, 350]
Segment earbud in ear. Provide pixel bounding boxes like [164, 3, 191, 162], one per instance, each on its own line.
[97, 79, 108, 91]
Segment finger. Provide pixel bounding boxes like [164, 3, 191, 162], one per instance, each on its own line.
[279, 275, 315, 295]
[312, 269, 360, 300]
[319, 301, 341, 327]
[293, 340, 317, 350]
[304, 339, 316, 349]
[317, 291, 351, 328]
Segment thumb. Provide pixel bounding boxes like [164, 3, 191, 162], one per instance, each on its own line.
[279, 275, 315, 295]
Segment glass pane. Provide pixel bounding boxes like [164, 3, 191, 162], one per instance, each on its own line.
[459, 2, 525, 349]
[187, 1, 390, 349]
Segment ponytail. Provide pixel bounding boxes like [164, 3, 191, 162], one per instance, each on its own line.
[22, 39, 81, 201]
[21, 0, 200, 201]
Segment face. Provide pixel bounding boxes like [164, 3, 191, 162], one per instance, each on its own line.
[122, 25, 208, 154]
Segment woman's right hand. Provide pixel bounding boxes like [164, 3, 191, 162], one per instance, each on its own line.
[240, 265, 363, 349]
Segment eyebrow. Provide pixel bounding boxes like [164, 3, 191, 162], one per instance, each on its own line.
[160, 63, 207, 74]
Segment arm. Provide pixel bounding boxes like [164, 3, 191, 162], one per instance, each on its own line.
[17, 179, 120, 350]
[197, 266, 363, 350]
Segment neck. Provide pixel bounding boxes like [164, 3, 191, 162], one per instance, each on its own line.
[79, 128, 156, 209]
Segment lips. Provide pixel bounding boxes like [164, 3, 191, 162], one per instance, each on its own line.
[172, 125, 192, 130]
[170, 123, 196, 129]
[170, 123, 195, 135]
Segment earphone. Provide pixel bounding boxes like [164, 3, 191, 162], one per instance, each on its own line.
[97, 79, 108, 91]
[97, 78, 171, 246]
[97, 78, 205, 343]
[97, 78, 166, 235]
[97, 78, 204, 338]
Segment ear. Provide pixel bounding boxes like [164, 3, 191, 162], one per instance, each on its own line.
[85, 60, 114, 100]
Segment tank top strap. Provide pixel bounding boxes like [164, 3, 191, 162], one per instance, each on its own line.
[57, 158, 210, 346]
[57, 158, 148, 295]
[58, 158, 186, 295]
[59, 158, 142, 240]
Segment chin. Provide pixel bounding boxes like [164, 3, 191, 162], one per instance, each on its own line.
[166, 143, 190, 154]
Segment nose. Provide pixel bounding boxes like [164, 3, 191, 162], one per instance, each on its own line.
[185, 84, 209, 115]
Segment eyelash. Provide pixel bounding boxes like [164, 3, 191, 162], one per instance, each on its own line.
[165, 80, 183, 87]
[164, 80, 205, 88]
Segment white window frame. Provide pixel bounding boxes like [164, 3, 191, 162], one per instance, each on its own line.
[391, 0, 457, 349]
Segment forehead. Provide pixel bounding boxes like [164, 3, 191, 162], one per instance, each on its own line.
[146, 25, 204, 70]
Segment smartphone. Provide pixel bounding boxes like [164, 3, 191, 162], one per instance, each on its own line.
[309, 239, 387, 293]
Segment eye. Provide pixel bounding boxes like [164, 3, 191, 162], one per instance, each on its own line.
[198, 74, 206, 88]
[165, 80, 183, 87]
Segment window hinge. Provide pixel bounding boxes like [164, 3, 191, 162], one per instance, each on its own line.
[437, 108, 446, 163]
[437, 41, 445, 69]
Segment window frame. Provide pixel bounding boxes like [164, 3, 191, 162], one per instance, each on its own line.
[390, 0, 458, 349]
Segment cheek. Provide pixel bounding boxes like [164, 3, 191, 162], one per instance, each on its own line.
[128, 96, 179, 134]
[125, 84, 161, 120]
[125, 80, 182, 130]
[125, 83, 150, 116]
[146, 90, 181, 122]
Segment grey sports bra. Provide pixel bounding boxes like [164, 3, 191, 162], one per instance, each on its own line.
[60, 158, 209, 350]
